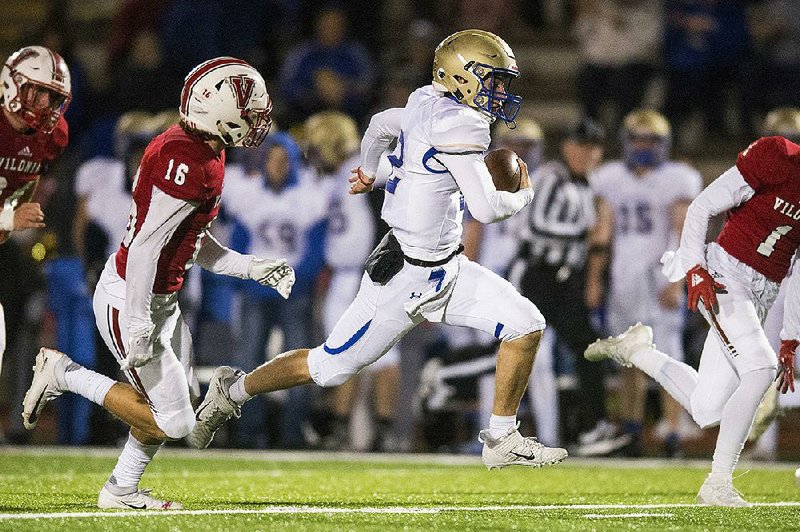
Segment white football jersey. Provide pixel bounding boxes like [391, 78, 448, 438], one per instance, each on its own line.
[222, 166, 327, 265]
[322, 153, 376, 270]
[74, 157, 133, 256]
[382, 86, 491, 261]
[592, 160, 703, 289]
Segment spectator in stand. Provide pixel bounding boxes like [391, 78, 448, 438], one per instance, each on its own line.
[277, 4, 374, 125]
[574, 0, 662, 128]
[747, 1, 800, 114]
[663, 0, 750, 141]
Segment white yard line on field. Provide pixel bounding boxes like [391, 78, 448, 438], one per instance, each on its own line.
[583, 513, 674, 519]
[0, 502, 799, 520]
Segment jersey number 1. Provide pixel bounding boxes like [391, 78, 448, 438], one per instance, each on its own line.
[757, 225, 792, 257]
[164, 159, 188, 185]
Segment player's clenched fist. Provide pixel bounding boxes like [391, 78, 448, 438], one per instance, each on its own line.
[14, 202, 45, 230]
[349, 166, 375, 195]
[249, 257, 295, 299]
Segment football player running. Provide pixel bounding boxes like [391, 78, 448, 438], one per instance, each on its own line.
[585, 125, 800, 505]
[190, 30, 568, 469]
[0, 46, 71, 374]
[21, 57, 295, 510]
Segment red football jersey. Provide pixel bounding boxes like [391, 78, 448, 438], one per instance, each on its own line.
[0, 111, 68, 204]
[115, 125, 225, 293]
[717, 136, 800, 282]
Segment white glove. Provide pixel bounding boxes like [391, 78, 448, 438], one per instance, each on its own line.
[121, 333, 156, 371]
[248, 257, 295, 299]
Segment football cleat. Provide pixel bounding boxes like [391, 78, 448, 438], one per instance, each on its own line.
[479, 423, 567, 469]
[22, 348, 66, 430]
[186, 366, 243, 449]
[573, 419, 633, 457]
[696, 475, 752, 507]
[98, 486, 182, 510]
[584, 322, 654, 367]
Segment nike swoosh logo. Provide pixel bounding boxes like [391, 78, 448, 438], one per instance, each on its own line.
[122, 502, 147, 510]
[510, 451, 537, 460]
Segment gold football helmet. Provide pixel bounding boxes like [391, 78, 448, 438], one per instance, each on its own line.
[304, 111, 360, 173]
[621, 109, 671, 168]
[432, 29, 521, 124]
[763, 107, 800, 142]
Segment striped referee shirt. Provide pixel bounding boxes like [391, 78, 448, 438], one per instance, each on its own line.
[518, 160, 596, 270]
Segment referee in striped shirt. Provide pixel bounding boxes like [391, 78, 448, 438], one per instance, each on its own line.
[515, 117, 615, 442]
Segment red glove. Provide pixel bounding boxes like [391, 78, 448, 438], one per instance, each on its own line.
[686, 264, 726, 312]
[778, 339, 797, 394]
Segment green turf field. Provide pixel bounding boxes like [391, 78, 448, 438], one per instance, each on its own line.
[0, 448, 798, 531]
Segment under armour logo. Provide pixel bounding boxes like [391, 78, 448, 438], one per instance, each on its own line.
[410, 292, 422, 299]
[690, 273, 704, 287]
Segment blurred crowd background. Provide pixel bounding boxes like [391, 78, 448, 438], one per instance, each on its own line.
[1, 0, 799, 459]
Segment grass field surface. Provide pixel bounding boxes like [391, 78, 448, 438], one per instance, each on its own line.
[0, 447, 798, 530]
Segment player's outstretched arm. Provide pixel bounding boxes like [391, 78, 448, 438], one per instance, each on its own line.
[196, 230, 295, 298]
[360, 107, 403, 179]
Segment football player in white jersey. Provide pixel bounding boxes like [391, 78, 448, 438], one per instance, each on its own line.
[305, 111, 401, 451]
[190, 30, 569, 468]
[587, 110, 703, 457]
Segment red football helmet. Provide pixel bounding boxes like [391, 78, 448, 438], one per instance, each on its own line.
[0, 46, 71, 133]
[179, 57, 272, 148]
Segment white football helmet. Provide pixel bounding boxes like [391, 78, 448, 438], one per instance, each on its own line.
[179, 57, 272, 148]
[1, 45, 71, 133]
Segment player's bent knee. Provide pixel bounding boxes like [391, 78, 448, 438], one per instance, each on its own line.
[155, 407, 196, 440]
[307, 345, 362, 388]
[690, 402, 722, 429]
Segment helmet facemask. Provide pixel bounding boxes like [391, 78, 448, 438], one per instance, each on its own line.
[9, 78, 71, 133]
[471, 63, 521, 125]
[622, 133, 670, 169]
[236, 103, 273, 148]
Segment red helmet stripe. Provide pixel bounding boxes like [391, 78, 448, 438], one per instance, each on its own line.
[180, 57, 251, 115]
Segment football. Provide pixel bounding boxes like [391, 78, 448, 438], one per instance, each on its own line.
[484, 148, 521, 192]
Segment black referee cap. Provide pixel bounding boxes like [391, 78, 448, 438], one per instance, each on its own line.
[564, 117, 606, 145]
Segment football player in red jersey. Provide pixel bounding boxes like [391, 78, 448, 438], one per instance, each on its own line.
[585, 134, 800, 506]
[21, 57, 295, 510]
[0, 45, 70, 372]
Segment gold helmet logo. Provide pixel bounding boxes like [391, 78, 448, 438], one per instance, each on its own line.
[432, 29, 521, 124]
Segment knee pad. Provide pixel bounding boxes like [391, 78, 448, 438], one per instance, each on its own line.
[155, 406, 196, 440]
[307, 346, 360, 388]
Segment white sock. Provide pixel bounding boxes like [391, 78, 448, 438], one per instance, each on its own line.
[229, 374, 252, 405]
[106, 433, 162, 494]
[711, 367, 775, 478]
[56, 357, 115, 406]
[488, 414, 517, 439]
[632, 348, 698, 413]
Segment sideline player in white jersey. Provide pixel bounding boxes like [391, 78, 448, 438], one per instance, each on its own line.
[74, 111, 178, 280]
[587, 110, 702, 457]
[586, 129, 800, 505]
[305, 111, 401, 451]
[21, 57, 295, 509]
[190, 29, 569, 469]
